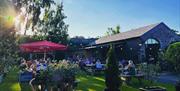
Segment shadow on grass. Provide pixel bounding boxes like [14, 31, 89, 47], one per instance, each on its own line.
[76, 74, 105, 91]
[19, 83, 31, 91]
[127, 77, 175, 91]
[0, 67, 31, 91]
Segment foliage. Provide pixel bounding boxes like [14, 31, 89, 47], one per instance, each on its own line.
[16, 35, 38, 44]
[106, 25, 120, 36]
[50, 60, 79, 79]
[164, 42, 180, 73]
[158, 51, 174, 71]
[138, 62, 161, 83]
[171, 29, 179, 34]
[12, 0, 55, 35]
[46, 4, 69, 44]
[105, 45, 121, 91]
[0, 0, 18, 73]
[13, 0, 69, 45]
[48, 60, 79, 89]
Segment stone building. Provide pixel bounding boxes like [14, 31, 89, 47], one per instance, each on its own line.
[85, 22, 180, 63]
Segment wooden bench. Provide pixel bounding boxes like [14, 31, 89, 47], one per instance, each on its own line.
[19, 71, 33, 83]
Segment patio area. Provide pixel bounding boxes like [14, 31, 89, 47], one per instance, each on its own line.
[0, 0, 180, 91]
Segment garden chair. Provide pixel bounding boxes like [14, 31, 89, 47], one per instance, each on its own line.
[19, 71, 33, 83]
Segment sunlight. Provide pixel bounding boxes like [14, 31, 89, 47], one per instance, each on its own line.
[88, 88, 96, 91]
[10, 83, 21, 91]
[0, 0, 16, 29]
[93, 77, 105, 82]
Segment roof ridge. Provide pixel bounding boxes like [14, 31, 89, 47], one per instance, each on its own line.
[95, 22, 162, 44]
[99, 22, 161, 39]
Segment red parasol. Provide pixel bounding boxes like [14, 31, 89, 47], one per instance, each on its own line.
[20, 40, 67, 59]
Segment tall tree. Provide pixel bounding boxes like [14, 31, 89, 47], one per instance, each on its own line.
[12, 0, 69, 44]
[12, 0, 55, 35]
[105, 45, 121, 91]
[46, 3, 69, 44]
[171, 29, 179, 34]
[0, 0, 18, 69]
[106, 25, 120, 36]
[165, 42, 180, 73]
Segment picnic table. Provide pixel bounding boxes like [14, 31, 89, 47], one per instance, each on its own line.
[84, 64, 105, 75]
[120, 73, 144, 84]
[19, 71, 33, 83]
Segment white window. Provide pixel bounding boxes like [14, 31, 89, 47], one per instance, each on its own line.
[145, 38, 159, 44]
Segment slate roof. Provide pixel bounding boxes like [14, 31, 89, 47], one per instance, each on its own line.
[95, 22, 162, 45]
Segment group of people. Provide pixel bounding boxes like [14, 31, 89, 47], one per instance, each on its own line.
[19, 58, 49, 74]
[67, 54, 137, 75]
[67, 54, 104, 71]
[20, 56, 137, 77]
[119, 59, 136, 75]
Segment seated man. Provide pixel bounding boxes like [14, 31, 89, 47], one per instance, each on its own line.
[127, 60, 136, 75]
[123, 60, 136, 75]
[95, 60, 103, 69]
[84, 59, 90, 64]
[36, 61, 47, 72]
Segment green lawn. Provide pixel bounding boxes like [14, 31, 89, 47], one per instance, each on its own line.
[76, 74, 175, 91]
[0, 68, 175, 91]
[76, 74, 139, 91]
[0, 68, 30, 91]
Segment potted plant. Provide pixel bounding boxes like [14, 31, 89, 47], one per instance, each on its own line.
[104, 45, 121, 91]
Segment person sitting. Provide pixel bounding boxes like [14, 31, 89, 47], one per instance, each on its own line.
[127, 60, 136, 75]
[95, 60, 103, 69]
[36, 60, 47, 73]
[84, 58, 90, 64]
[84, 58, 93, 67]
[27, 60, 33, 68]
[20, 59, 27, 72]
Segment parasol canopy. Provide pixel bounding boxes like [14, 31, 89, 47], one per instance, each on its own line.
[20, 40, 67, 53]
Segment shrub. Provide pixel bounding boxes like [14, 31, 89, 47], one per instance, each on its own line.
[138, 62, 160, 83]
[105, 45, 121, 91]
[165, 42, 180, 73]
[48, 60, 80, 89]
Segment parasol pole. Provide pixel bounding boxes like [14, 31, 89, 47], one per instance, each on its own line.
[44, 50, 46, 61]
[29, 53, 33, 60]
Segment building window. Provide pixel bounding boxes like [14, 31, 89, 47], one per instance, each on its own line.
[145, 38, 159, 44]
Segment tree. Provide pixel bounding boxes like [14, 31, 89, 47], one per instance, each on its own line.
[12, 0, 55, 35]
[0, 0, 18, 72]
[105, 45, 121, 91]
[13, 0, 69, 44]
[165, 42, 180, 73]
[171, 29, 179, 34]
[106, 25, 120, 36]
[46, 3, 69, 44]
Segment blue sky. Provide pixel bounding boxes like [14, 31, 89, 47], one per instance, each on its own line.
[55, 0, 180, 38]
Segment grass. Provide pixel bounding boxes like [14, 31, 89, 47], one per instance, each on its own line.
[127, 77, 175, 91]
[0, 68, 175, 91]
[76, 74, 139, 91]
[0, 68, 31, 91]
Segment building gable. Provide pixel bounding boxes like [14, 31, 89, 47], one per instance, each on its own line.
[140, 22, 180, 49]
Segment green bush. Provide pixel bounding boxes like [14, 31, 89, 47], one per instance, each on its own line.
[105, 45, 121, 91]
[48, 60, 80, 89]
[165, 42, 180, 73]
